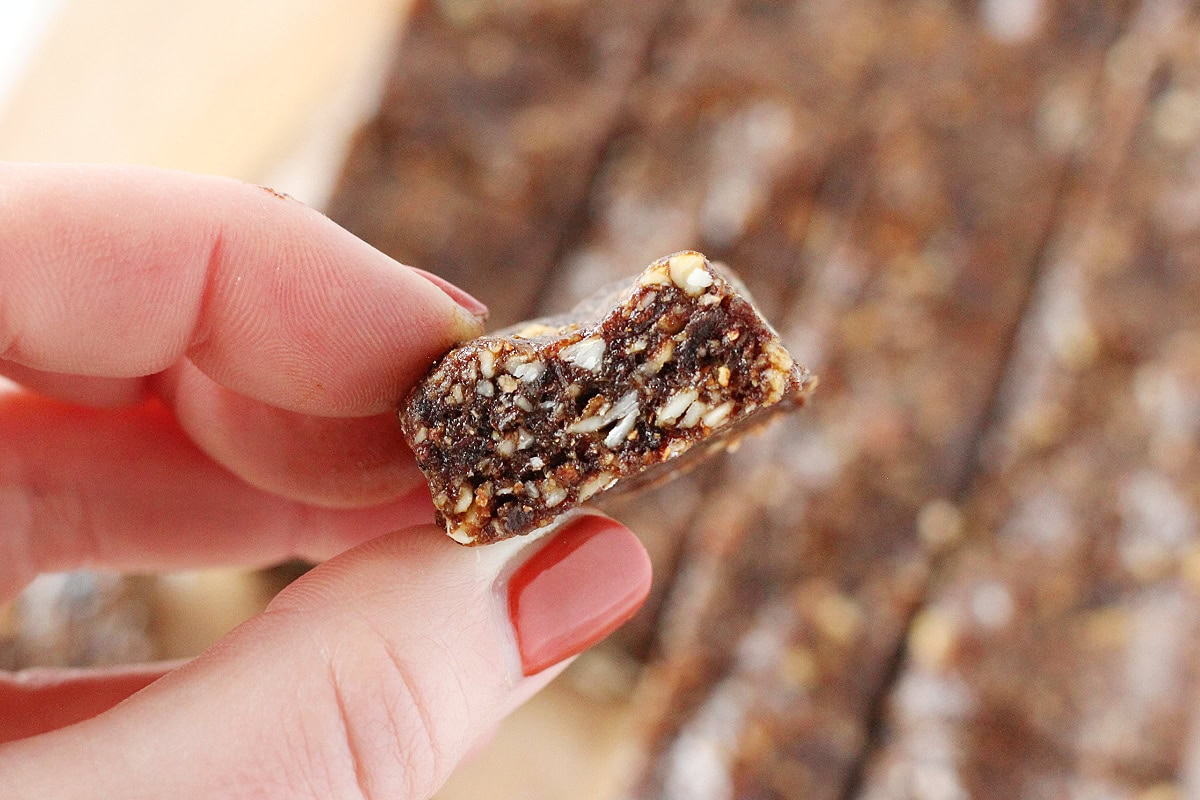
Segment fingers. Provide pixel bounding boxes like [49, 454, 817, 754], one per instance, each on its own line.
[0, 360, 148, 408]
[0, 394, 435, 601]
[0, 516, 652, 800]
[1, 359, 426, 511]
[159, 360, 423, 507]
[0, 662, 181, 742]
[0, 163, 485, 416]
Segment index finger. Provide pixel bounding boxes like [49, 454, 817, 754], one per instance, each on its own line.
[0, 163, 486, 416]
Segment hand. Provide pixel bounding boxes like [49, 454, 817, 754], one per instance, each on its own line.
[0, 164, 651, 799]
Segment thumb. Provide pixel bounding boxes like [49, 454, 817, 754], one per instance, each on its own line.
[0, 513, 651, 800]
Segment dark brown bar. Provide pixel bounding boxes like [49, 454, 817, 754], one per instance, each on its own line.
[1, 573, 158, 669]
[856, 6, 1200, 798]
[617, 2, 1136, 798]
[400, 253, 813, 545]
[535, 0, 894, 660]
[325, 0, 673, 328]
[323, 0, 742, 650]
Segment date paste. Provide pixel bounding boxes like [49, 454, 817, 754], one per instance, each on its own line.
[400, 252, 816, 545]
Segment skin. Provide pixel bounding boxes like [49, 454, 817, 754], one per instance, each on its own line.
[0, 164, 648, 799]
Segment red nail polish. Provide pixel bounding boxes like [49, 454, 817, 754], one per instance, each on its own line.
[410, 267, 489, 320]
[508, 516, 651, 676]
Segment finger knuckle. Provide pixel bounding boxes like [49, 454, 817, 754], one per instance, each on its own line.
[313, 626, 457, 800]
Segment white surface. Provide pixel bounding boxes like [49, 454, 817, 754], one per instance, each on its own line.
[0, 0, 61, 112]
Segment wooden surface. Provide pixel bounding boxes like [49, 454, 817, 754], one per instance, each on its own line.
[0, 0, 410, 199]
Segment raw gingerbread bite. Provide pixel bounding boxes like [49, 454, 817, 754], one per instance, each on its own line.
[399, 252, 816, 545]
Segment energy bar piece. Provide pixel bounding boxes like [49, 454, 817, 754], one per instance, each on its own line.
[400, 251, 815, 545]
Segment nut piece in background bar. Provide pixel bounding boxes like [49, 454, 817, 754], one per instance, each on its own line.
[400, 252, 816, 545]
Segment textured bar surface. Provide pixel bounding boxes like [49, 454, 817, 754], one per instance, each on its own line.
[529, 0, 892, 660]
[400, 252, 813, 546]
[857, 5, 1200, 798]
[325, 0, 749, 651]
[617, 2, 1137, 798]
[326, 0, 671, 328]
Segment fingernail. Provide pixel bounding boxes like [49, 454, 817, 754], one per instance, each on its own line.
[507, 516, 651, 676]
[410, 267, 489, 320]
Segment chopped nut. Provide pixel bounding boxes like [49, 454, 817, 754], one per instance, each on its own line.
[517, 428, 535, 449]
[667, 252, 712, 295]
[656, 305, 689, 334]
[639, 339, 675, 376]
[604, 412, 637, 447]
[452, 485, 474, 514]
[528, 456, 545, 470]
[450, 384, 464, 404]
[569, 391, 638, 436]
[448, 527, 475, 545]
[764, 368, 787, 404]
[543, 481, 567, 508]
[512, 323, 556, 338]
[476, 380, 495, 397]
[514, 395, 534, 412]
[578, 472, 618, 501]
[656, 388, 700, 425]
[412, 426, 428, 444]
[639, 265, 671, 286]
[497, 374, 519, 393]
[702, 400, 735, 428]
[679, 399, 707, 428]
[568, 414, 610, 434]
[609, 390, 639, 421]
[764, 340, 794, 371]
[717, 366, 731, 387]
[663, 438, 690, 459]
[561, 336, 606, 371]
[478, 349, 496, 378]
[509, 359, 545, 382]
[581, 395, 609, 418]
[496, 438, 516, 456]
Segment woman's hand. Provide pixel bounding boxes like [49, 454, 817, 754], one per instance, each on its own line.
[0, 163, 651, 799]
